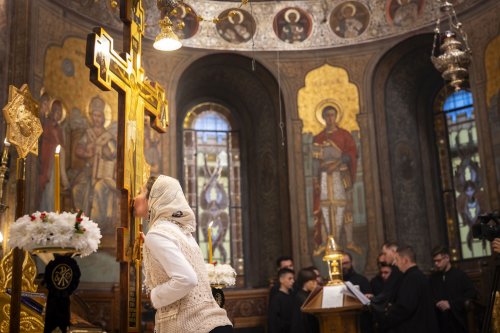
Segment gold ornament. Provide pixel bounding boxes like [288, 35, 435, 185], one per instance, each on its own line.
[2, 85, 42, 158]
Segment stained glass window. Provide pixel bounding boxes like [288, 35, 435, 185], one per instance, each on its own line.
[434, 89, 490, 259]
[183, 103, 244, 278]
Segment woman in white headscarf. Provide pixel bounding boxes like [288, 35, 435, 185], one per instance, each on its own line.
[134, 175, 233, 333]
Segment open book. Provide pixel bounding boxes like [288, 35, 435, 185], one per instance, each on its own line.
[344, 281, 371, 305]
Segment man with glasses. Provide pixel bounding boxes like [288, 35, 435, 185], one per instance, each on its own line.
[429, 246, 477, 333]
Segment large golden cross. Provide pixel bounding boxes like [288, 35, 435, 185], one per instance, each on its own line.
[85, 1, 168, 331]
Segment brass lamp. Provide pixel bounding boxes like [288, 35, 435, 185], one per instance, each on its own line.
[154, 17, 182, 51]
[430, 1, 471, 91]
[323, 236, 344, 286]
[154, 0, 182, 51]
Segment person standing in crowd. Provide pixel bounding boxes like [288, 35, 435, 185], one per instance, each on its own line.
[304, 265, 324, 286]
[268, 268, 296, 333]
[269, 256, 295, 301]
[372, 242, 403, 304]
[292, 268, 319, 333]
[373, 245, 438, 333]
[429, 246, 477, 333]
[342, 252, 373, 333]
[370, 254, 393, 297]
[342, 252, 371, 294]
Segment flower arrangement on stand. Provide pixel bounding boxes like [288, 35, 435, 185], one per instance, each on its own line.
[9, 210, 101, 332]
[8, 210, 102, 257]
[206, 262, 236, 308]
[206, 262, 237, 288]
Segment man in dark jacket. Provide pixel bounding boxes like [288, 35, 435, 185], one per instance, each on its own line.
[429, 246, 477, 333]
[342, 252, 371, 294]
[374, 245, 439, 333]
[342, 252, 372, 333]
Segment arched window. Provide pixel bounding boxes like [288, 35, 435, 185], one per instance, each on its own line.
[182, 102, 244, 278]
[434, 89, 490, 259]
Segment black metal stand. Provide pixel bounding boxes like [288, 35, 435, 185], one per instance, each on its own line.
[211, 287, 225, 308]
[43, 255, 81, 333]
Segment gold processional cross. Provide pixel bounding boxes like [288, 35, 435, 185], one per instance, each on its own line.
[86, 0, 168, 331]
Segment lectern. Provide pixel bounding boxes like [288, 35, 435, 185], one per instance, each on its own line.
[301, 286, 365, 333]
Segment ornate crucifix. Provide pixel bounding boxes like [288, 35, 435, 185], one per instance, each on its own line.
[86, 0, 168, 331]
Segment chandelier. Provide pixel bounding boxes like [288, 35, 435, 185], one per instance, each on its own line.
[430, 1, 471, 91]
[154, 0, 182, 51]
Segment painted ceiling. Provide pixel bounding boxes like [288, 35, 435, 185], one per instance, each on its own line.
[51, 0, 481, 51]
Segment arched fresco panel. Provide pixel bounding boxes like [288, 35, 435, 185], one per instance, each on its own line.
[298, 64, 367, 273]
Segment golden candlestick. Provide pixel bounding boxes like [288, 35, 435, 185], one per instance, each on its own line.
[208, 221, 214, 263]
[54, 145, 61, 213]
[323, 236, 344, 286]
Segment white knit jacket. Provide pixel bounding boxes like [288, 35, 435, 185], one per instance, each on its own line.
[143, 221, 232, 333]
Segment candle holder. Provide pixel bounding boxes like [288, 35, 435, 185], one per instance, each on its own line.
[323, 236, 344, 286]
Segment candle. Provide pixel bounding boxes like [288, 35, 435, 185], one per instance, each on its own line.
[1, 139, 10, 164]
[208, 221, 214, 263]
[54, 145, 61, 213]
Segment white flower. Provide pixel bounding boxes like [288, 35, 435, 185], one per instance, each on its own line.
[8, 211, 102, 257]
[206, 263, 236, 287]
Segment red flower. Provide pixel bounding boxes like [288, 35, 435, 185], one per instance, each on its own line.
[30, 215, 36, 221]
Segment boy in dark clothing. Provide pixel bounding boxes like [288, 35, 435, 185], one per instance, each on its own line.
[268, 268, 296, 333]
[292, 268, 319, 333]
[269, 256, 295, 302]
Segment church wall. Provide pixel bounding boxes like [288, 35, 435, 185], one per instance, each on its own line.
[20, 0, 500, 269]
[372, 34, 444, 270]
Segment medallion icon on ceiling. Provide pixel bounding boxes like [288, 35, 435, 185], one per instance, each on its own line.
[216, 9, 256, 44]
[330, 1, 370, 39]
[274, 7, 312, 44]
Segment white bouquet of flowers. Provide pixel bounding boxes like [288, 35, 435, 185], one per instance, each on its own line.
[206, 263, 237, 287]
[8, 211, 102, 257]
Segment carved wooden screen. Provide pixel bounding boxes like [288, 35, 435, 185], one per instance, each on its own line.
[434, 89, 491, 260]
[183, 102, 244, 281]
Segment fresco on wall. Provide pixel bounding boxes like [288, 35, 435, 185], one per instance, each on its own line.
[273, 7, 312, 43]
[38, 37, 162, 282]
[298, 65, 367, 273]
[386, 0, 424, 27]
[330, 1, 370, 39]
[216, 8, 256, 44]
[168, 3, 199, 39]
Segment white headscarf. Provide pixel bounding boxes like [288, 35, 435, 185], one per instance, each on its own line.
[147, 175, 196, 234]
